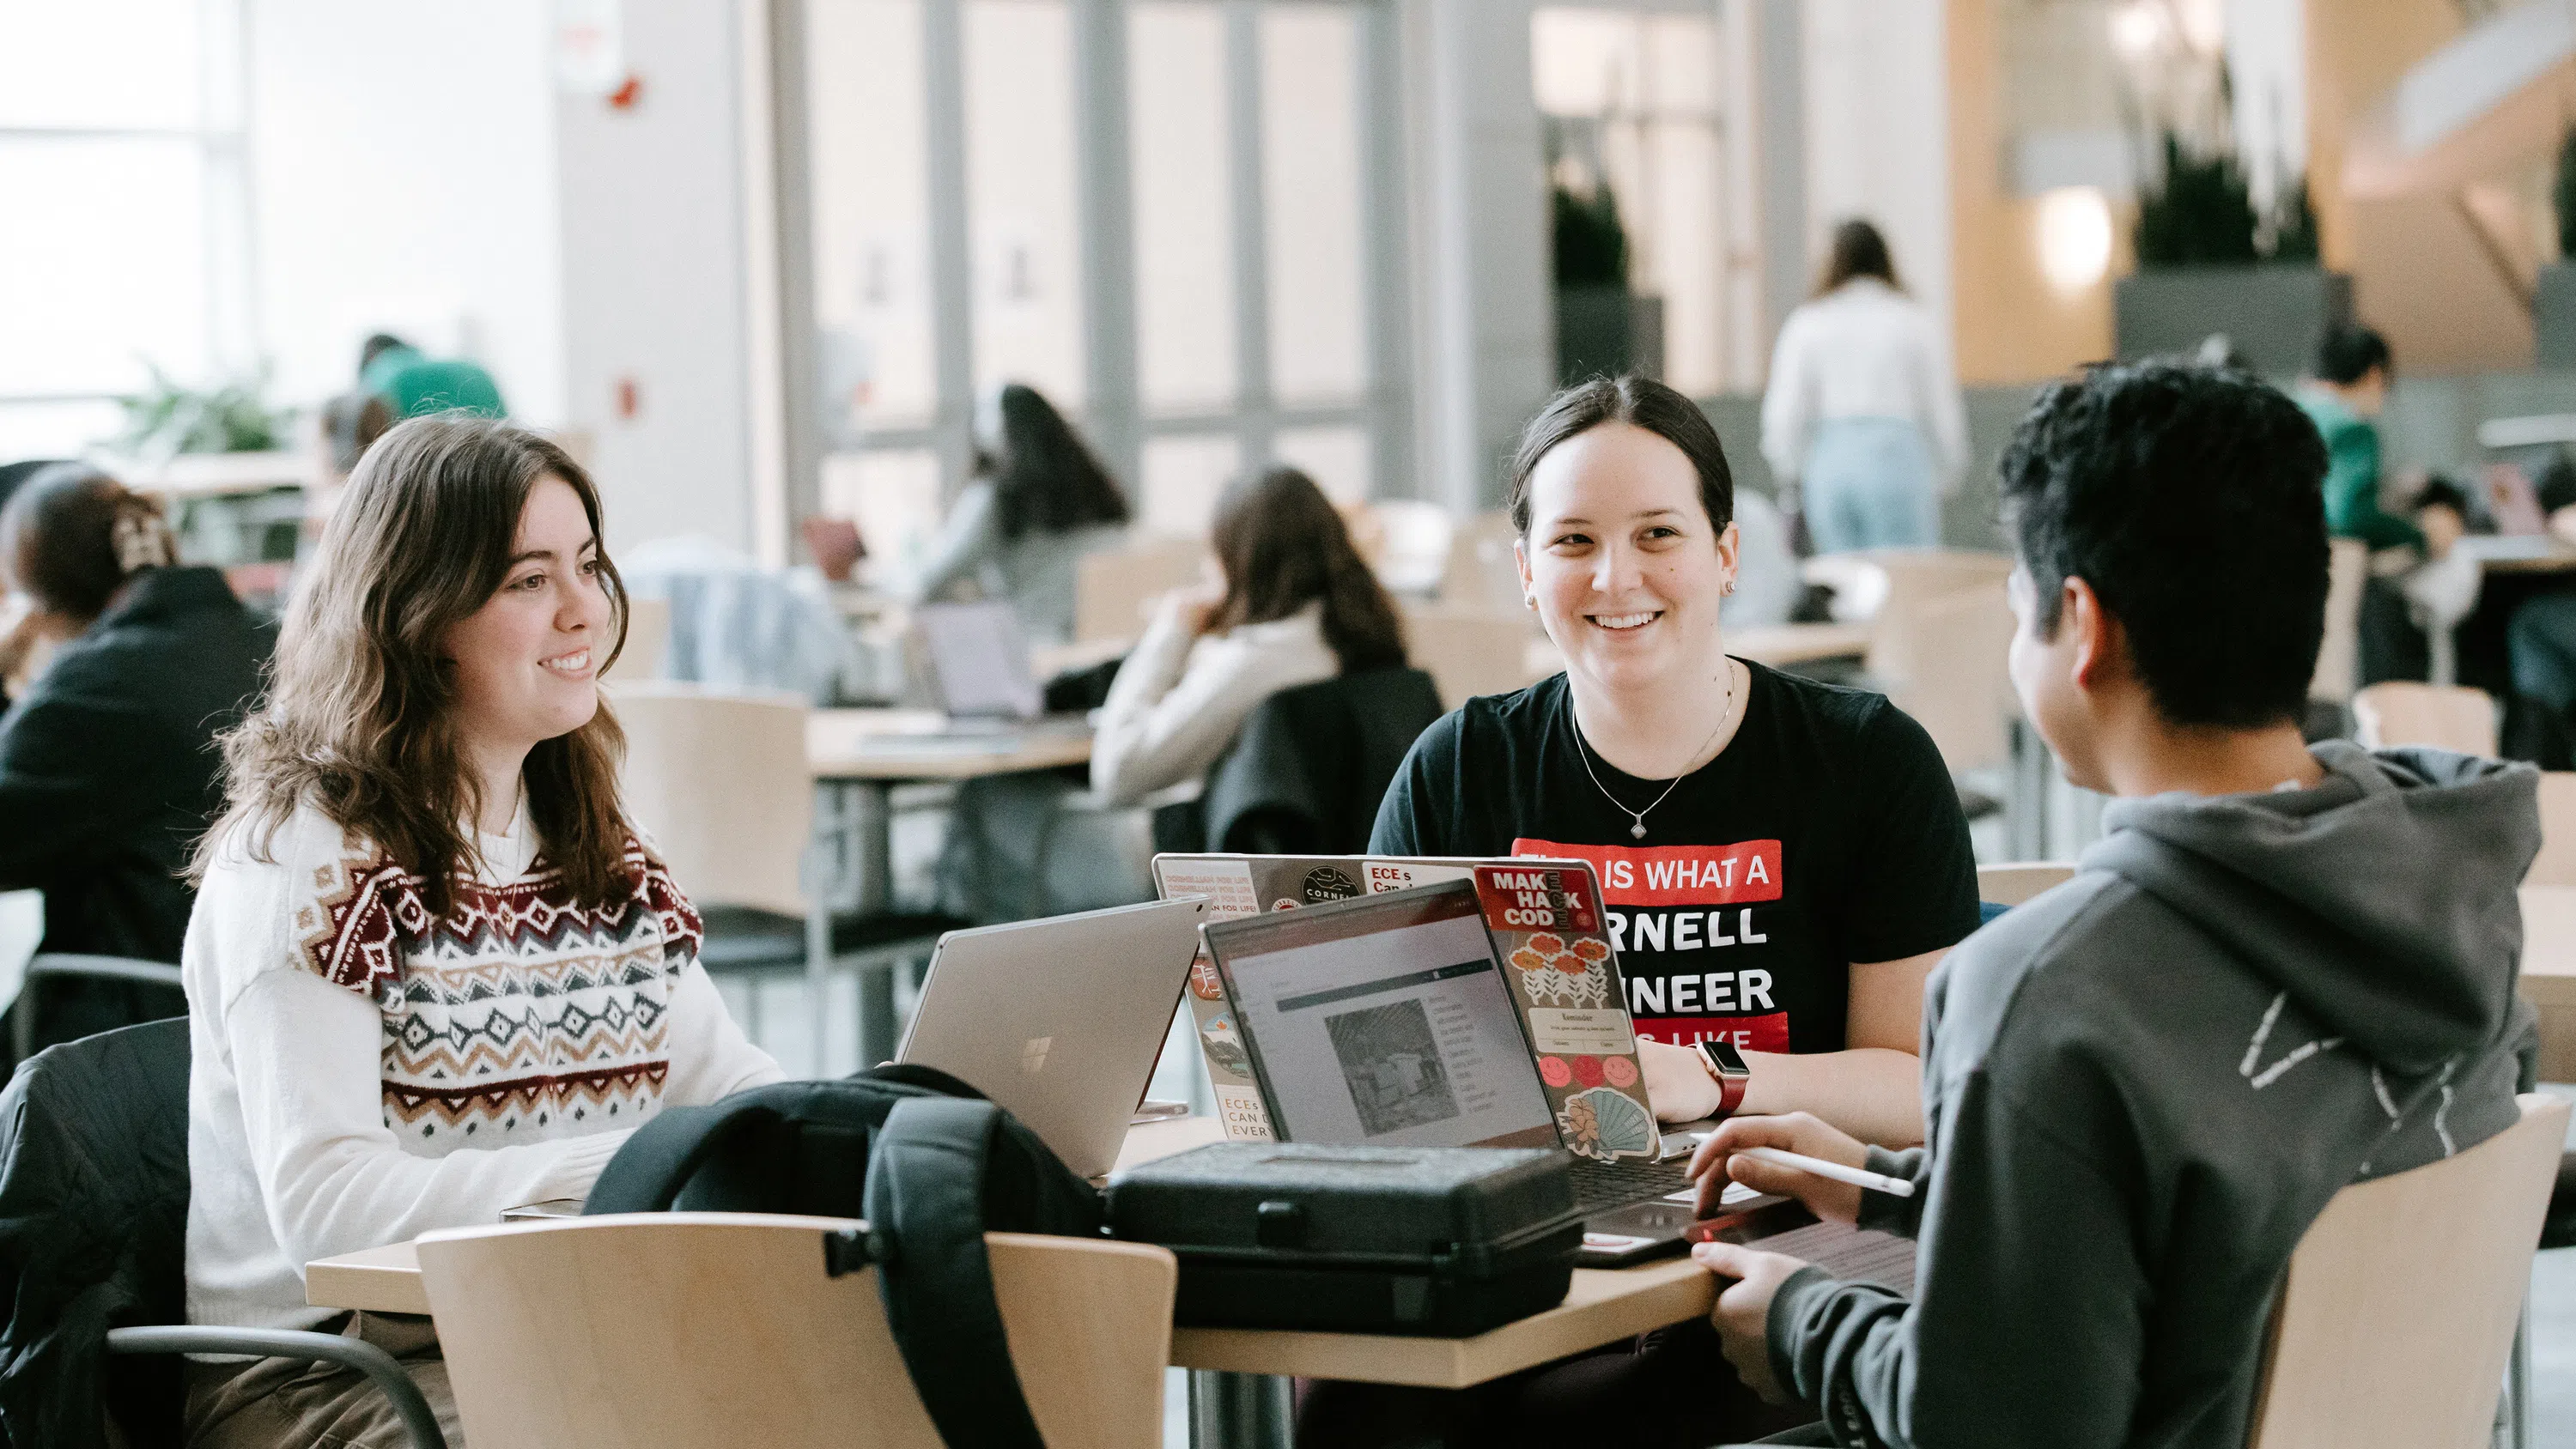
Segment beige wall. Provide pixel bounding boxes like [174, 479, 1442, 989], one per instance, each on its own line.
[1946, 0, 2123, 385]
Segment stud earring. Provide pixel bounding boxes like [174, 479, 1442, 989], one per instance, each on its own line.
[1524, 595, 1538, 609]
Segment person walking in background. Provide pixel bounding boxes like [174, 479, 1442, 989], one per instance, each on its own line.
[909, 382, 1131, 646]
[0, 465, 270, 1059]
[2296, 322, 2464, 685]
[1759, 220, 1966, 555]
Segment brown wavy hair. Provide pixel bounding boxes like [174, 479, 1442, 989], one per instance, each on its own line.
[195, 414, 630, 914]
[1207, 466, 1406, 673]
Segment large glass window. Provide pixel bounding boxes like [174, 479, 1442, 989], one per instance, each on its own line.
[792, 0, 1403, 564]
[0, 0, 251, 458]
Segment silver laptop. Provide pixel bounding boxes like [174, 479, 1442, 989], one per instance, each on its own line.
[896, 896, 1211, 1178]
[914, 600, 1045, 723]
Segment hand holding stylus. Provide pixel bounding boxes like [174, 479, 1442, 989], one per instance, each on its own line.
[1689, 1112, 1878, 1222]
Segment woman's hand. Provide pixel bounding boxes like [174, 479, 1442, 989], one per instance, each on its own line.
[1690, 1111, 1870, 1222]
[1637, 1038, 1719, 1123]
[1159, 582, 1225, 639]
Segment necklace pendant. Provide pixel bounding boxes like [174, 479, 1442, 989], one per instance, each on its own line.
[1630, 820, 1647, 840]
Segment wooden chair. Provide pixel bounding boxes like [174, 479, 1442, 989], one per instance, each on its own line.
[2527, 772, 2576, 888]
[607, 595, 671, 681]
[2310, 538, 2370, 706]
[416, 1215, 1176, 1449]
[2243, 1094, 2567, 1449]
[1974, 863, 2075, 906]
[611, 683, 950, 1070]
[2351, 682, 2500, 757]
[1866, 585, 2019, 795]
[1438, 510, 1525, 615]
[1075, 536, 1207, 643]
[1404, 604, 1549, 709]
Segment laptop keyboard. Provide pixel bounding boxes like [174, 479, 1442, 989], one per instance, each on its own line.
[1570, 1154, 1694, 1213]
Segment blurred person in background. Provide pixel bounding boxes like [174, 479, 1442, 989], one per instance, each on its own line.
[0, 465, 270, 1058]
[2296, 321, 2464, 686]
[359, 331, 507, 420]
[909, 382, 1131, 646]
[1759, 220, 1967, 555]
[1090, 464, 1408, 804]
[306, 391, 393, 538]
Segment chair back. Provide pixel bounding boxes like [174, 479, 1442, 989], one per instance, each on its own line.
[2310, 538, 2369, 705]
[1866, 584, 2018, 775]
[0, 1019, 193, 1440]
[1439, 510, 1524, 614]
[418, 1215, 1176, 1449]
[1975, 863, 2075, 906]
[1404, 605, 1546, 709]
[610, 684, 811, 917]
[2529, 772, 2576, 887]
[2243, 1093, 2568, 1449]
[608, 596, 671, 681]
[1203, 667, 1445, 853]
[1074, 537, 1206, 643]
[2350, 682, 2499, 757]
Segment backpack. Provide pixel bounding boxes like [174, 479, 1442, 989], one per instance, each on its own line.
[582, 1066, 1103, 1448]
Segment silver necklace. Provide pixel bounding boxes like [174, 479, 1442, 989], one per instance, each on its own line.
[1573, 662, 1736, 840]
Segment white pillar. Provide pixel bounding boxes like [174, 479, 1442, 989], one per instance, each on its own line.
[1407, 0, 1554, 513]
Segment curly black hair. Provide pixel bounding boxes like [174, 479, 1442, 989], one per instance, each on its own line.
[1999, 361, 2330, 729]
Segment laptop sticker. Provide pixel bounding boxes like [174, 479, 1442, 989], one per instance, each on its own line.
[1471, 862, 1661, 1162]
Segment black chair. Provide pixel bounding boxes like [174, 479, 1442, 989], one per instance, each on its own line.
[11, 953, 187, 1068]
[1194, 666, 1445, 855]
[0, 1018, 442, 1449]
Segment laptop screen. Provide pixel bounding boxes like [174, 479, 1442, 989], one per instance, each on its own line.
[916, 601, 1042, 718]
[1205, 881, 1558, 1150]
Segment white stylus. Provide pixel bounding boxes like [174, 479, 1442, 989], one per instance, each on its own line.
[1736, 1146, 1917, 1198]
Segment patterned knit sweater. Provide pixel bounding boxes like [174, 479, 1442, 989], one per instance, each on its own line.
[184, 802, 781, 1333]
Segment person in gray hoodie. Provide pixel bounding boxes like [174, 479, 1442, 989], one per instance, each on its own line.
[1689, 359, 2540, 1448]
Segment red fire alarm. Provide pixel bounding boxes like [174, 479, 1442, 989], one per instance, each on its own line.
[608, 75, 643, 109]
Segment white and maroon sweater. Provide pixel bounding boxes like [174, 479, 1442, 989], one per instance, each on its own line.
[183, 802, 781, 1333]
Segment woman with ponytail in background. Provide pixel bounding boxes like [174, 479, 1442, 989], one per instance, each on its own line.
[0, 466, 269, 1055]
[1090, 464, 1407, 804]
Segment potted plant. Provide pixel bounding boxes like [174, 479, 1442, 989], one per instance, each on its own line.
[2115, 130, 2350, 375]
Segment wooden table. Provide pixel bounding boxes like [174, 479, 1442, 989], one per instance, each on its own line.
[2521, 886, 2576, 1082]
[805, 709, 1095, 1064]
[306, 1115, 1722, 1428]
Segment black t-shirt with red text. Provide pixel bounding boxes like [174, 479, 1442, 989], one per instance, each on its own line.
[1370, 664, 1979, 1054]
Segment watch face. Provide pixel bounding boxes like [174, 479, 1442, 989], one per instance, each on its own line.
[1700, 1040, 1751, 1076]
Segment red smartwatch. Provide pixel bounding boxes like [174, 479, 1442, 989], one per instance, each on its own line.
[1697, 1039, 1752, 1120]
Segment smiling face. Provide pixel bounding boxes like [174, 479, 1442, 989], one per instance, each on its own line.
[439, 476, 612, 775]
[1516, 421, 1739, 695]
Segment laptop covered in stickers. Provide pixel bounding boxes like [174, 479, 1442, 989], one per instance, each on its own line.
[1183, 860, 1745, 1264]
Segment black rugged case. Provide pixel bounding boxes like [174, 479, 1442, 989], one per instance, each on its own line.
[1104, 1142, 1585, 1337]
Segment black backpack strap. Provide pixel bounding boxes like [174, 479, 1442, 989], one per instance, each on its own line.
[864, 1095, 1048, 1449]
[863, 1062, 988, 1100]
[581, 1100, 787, 1214]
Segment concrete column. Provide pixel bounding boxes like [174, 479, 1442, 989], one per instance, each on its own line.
[1407, 0, 1553, 513]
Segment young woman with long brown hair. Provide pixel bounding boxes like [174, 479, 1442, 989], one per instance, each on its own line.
[181, 415, 780, 1448]
[1088, 464, 1406, 804]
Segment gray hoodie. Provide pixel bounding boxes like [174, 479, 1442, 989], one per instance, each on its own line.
[1766, 742, 2541, 1448]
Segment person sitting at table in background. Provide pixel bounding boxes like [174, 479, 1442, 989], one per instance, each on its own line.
[1759, 219, 1967, 555]
[2505, 451, 2576, 758]
[2296, 320, 2464, 685]
[0, 465, 270, 1061]
[181, 415, 781, 1449]
[1307, 376, 1978, 1449]
[309, 391, 392, 530]
[909, 382, 1130, 646]
[1090, 464, 1407, 805]
[1691, 360, 2535, 1449]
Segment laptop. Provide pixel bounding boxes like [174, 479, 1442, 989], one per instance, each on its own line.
[895, 895, 1211, 1179]
[1199, 878, 1751, 1264]
[910, 600, 1089, 736]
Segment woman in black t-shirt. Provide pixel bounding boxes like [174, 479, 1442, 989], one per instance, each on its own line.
[1370, 376, 1978, 1149]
